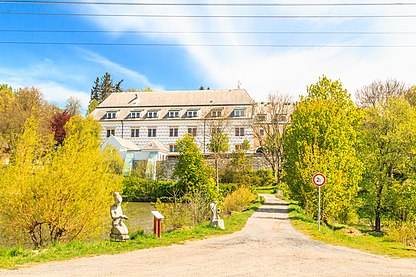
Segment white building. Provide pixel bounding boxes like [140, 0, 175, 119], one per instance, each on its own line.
[90, 89, 255, 155]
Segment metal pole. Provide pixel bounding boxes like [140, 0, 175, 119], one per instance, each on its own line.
[318, 186, 321, 231]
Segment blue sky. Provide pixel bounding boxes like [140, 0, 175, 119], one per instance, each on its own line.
[1, 1, 416, 110]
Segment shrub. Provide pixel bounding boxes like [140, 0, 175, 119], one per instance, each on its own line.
[387, 221, 416, 246]
[122, 178, 177, 202]
[222, 187, 256, 216]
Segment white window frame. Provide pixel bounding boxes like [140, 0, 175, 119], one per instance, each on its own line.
[148, 128, 157, 137]
[169, 127, 179, 137]
[131, 128, 140, 137]
[188, 127, 197, 136]
[106, 112, 117, 119]
[211, 110, 222, 118]
[235, 127, 245, 137]
[147, 111, 158, 118]
[106, 129, 115, 137]
[169, 144, 177, 152]
[130, 111, 141, 119]
[168, 111, 180, 118]
[186, 110, 198, 118]
[233, 109, 245, 117]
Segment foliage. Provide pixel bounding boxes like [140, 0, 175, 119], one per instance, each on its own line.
[0, 86, 56, 154]
[122, 178, 177, 202]
[207, 131, 230, 190]
[253, 93, 292, 182]
[0, 116, 121, 248]
[88, 72, 123, 112]
[222, 187, 256, 216]
[386, 221, 416, 247]
[356, 79, 409, 108]
[358, 97, 416, 231]
[49, 110, 71, 145]
[65, 96, 83, 116]
[173, 134, 217, 200]
[283, 76, 363, 223]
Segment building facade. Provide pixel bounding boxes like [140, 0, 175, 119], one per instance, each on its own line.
[90, 89, 256, 155]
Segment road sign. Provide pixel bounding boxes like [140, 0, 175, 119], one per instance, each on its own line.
[312, 173, 326, 187]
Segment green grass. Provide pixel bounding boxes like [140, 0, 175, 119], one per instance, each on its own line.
[287, 199, 416, 258]
[0, 200, 263, 270]
[255, 186, 276, 194]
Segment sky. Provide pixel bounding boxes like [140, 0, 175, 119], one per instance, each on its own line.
[1, 0, 416, 110]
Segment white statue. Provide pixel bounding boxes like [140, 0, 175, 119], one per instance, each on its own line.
[110, 192, 129, 240]
[209, 201, 225, 229]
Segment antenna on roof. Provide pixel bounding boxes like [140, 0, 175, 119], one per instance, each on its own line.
[237, 80, 242, 89]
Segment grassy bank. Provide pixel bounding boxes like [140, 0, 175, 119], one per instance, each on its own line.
[287, 199, 416, 258]
[0, 200, 262, 270]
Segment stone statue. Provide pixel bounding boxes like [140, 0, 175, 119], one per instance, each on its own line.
[110, 192, 129, 240]
[209, 201, 225, 229]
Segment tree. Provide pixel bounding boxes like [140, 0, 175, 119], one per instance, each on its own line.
[65, 96, 83, 116]
[49, 110, 71, 145]
[173, 134, 216, 199]
[0, 86, 55, 155]
[358, 96, 416, 231]
[0, 116, 121, 247]
[356, 79, 408, 108]
[253, 93, 293, 183]
[283, 76, 362, 223]
[207, 130, 230, 191]
[88, 72, 123, 113]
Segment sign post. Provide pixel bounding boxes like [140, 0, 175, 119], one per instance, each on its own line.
[312, 173, 326, 231]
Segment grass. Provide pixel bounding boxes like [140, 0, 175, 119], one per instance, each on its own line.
[287, 199, 416, 258]
[255, 186, 276, 194]
[0, 200, 263, 270]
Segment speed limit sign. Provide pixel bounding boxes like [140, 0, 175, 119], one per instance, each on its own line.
[312, 173, 326, 187]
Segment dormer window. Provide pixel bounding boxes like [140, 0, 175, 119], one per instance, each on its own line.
[168, 110, 180, 118]
[147, 111, 158, 118]
[186, 110, 198, 118]
[130, 111, 141, 119]
[233, 109, 246, 117]
[106, 111, 117, 119]
[211, 110, 222, 118]
[257, 114, 267, 121]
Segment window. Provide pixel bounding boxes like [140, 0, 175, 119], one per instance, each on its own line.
[235, 144, 243, 151]
[233, 109, 245, 117]
[131, 128, 140, 137]
[188, 127, 197, 136]
[235, 127, 245, 137]
[186, 110, 198, 118]
[148, 128, 157, 137]
[147, 111, 158, 118]
[211, 127, 221, 134]
[168, 111, 180, 118]
[106, 112, 116, 119]
[169, 144, 177, 152]
[257, 114, 267, 121]
[259, 128, 265, 136]
[106, 129, 115, 137]
[130, 111, 141, 119]
[169, 127, 179, 137]
[211, 110, 222, 117]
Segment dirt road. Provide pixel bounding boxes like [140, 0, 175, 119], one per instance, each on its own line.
[2, 194, 416, 276]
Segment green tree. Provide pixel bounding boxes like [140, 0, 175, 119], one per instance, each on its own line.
[358, 96, 416, 231]
[88, 72, 123, 113]
[0, 116, 121, 247]
[207, 130, 230, 191]
[283, 76, 362, 223]
[174, 134, 216, 199]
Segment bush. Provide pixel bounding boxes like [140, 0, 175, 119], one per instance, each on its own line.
[122, 178, 177, 202]
[222, 187, 256, 216]
[387, 221, 416, 246]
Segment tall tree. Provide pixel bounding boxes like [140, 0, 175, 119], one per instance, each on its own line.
[207, 130, 230, 191]
[87, 72, 123, 113]
[356, 79, 408, 108]
[358, 96, 416, 231]
[253, 93, 293, 183]
[174, 134, 216, 199]
[283, 76, 362, 223]
[65, 96, 83, 116]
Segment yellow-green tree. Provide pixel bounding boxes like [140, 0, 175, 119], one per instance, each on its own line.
[283, 76, 363, 223]
[0, 116, 121, 247]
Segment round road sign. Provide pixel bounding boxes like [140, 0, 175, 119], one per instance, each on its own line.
[312, 173, 326, 187]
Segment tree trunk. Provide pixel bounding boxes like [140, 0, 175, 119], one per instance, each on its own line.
[374, 184, 383, 232]
[215, 157, 219, 192]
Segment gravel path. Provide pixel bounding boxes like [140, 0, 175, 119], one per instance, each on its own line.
[2, 194, 416, 277]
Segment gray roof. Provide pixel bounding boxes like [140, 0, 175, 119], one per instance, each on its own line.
[97, 89, 254, 108]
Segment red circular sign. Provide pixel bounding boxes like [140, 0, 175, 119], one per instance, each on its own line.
[312, 173, 326, 187]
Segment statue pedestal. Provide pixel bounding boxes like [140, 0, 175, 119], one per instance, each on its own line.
[110, 233, 129, 241]
[210, 219, 225, 230]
